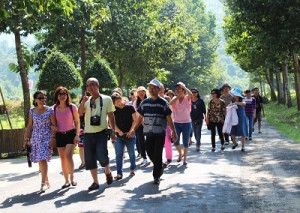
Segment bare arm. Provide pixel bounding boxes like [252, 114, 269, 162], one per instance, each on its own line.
[78, 92, 89, 114]
[108, 112, 116, 141]
[73, 108, 81, 144]
[126, 112, 138, 138]
[127, 112, 143, 138]
[170, 96, 179, 105]
[49, 113, 57, 148]
[166, 115, 178, 142]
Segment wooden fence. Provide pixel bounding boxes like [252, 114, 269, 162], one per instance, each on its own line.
[0, 128, 26, 157]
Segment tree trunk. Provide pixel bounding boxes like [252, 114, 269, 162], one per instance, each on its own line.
[266, 71, 277, 101]
[80, 29, 86, 94]
[14, 27, 30, 126]
[282, 60, 292, 108]
[275, 67, 285, 104]
[118, 60, 123, 88]
[292, 53, 300, 111]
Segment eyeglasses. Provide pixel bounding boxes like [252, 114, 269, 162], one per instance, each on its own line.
[58, 92, 67, 96]
[38, 97, 46, 100]
[130, 93, 134, 95]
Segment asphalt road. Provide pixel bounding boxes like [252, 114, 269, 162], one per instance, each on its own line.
[0, 119, 300, 213]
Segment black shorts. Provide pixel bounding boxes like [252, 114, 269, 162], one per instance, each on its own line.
[56, 129, 76, 147]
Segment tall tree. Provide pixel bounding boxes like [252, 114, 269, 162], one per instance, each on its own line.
[0, 0, 74, 125]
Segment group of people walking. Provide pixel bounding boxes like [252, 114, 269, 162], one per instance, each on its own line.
[24, 77, 264, 192]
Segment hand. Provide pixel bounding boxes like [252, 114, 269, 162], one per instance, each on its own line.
[111, 131, 116, 142]
[127, 129, 135, 138]
[118, 131, 124, 137]
[253, 114, 256, 119]
[171, 131, 178, 143]
[49, 138, 56, 148]
[23, 140, 30, 148]
[82, 92, 89, 104]
[73, 136, 79, 144]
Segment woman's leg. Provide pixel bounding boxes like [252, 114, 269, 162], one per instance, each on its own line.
[164, 126, 173, 161]
[57, 147, 69, 184]
[65, 144, 75, 182]
[241, 136, 246, 149]
[125, 136, 136, 172]
[217, 123, 225, 145]
[39, 160, 48, 184]
[182, 123, 191, 163]
[174, 123, 182, 161]
[210, 124, 216, 148]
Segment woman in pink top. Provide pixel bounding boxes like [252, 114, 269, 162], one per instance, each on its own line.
[53, 86, 80, 189]
[170, 82, 192, 165]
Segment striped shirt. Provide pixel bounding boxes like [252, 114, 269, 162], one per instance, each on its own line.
[137, 97, 172, 136]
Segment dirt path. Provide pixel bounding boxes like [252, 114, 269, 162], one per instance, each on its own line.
[0, 119, 299, 212]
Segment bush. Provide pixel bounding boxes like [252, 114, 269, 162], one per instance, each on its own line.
[83, 57, 118, 94]
[37, 51, 82, 104]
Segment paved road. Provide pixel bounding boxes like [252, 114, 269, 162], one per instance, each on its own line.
[0, 119, 300, 213]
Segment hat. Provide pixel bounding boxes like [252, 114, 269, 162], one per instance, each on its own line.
[191, 88, 199, 93]
[147, 78, 161, 88]
[230, 88, 243, 98]
[112, 87, 123, 96]
[137, 86, 147, 92]
[174, 82, 186, 88]
[221, 84, 232, 90]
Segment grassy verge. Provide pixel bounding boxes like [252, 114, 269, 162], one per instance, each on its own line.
[265, 97, 300, 143]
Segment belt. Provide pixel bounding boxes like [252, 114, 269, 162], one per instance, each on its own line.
[57, 129, 76, 134]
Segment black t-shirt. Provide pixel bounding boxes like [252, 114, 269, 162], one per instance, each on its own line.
[190, 98, 206, 121]
[254, 95, 263, 112]
[114, 105, 136, 133]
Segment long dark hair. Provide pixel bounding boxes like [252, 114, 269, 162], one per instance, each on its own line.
[33, 90, 46, 107]
[54, 86, 71, 106]
[136, 93, 147, 108]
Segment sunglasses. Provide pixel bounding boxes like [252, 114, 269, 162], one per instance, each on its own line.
[211, 92, 216, 95]
[38, 97, 46, 100]
[130, 93, 134, 95]
[58, 92, 67, 96]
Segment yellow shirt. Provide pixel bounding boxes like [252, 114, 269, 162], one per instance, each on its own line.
[84, 95, 115, 133]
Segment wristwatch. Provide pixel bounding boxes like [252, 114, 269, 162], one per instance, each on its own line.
[76, 133, 80, 136]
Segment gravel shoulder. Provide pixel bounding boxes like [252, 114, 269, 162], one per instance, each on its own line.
[0, 119, 299, 213]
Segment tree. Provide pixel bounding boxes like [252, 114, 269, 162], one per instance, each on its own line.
[0, 0, 74, 125]
[37, 51, 81, 104]
[83, 57, 118, 94]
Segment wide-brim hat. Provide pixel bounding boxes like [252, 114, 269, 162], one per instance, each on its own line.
[230, 88, 243, 98]
[137, 86, 147, 92]
[147, 78, 161, 88]
[221, 83, 232, 90]
[174, 82, 186, 88]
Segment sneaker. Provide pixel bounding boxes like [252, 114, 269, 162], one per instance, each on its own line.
[61, 183, 71, 189]
[106, 172, 113, 185]
[232, 143, 238, 149]
[153, 178, 160, 184]
[88, 182, 99, 191]
[196, 146, 200, 152]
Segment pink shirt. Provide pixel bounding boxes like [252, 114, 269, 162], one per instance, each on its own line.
[172, 96, 191, 123]
[55, 104, 78, 132]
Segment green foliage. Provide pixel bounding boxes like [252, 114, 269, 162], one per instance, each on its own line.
[265, 94, 300, 143]
[83, 57, 118, 94]
[37, 51, 82, 102]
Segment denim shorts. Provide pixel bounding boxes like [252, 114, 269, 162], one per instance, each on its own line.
[173, 122, 192, 148]
[84, 131, 109, 170]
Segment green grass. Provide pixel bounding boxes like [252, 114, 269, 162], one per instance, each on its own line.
[265, 95, 300, 143]
[0, 115, 25, 129]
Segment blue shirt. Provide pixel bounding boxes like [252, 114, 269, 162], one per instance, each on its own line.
[137, 97, 172, 136]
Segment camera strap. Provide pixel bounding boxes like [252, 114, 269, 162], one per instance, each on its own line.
[90, 95, 103, 115]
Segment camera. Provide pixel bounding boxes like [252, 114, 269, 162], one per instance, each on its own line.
[90, 115, 101, 126]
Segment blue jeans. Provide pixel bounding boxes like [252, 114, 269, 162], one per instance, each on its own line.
[174, 122, 191, 148]
[246, 114, 254, 138]
[114, 136, 136, 175]
[192, 120, 203, 147]
[84, 131, 109, 170]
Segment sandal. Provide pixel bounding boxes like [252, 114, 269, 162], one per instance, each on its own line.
[71, 181, 77, 186]
[221, 145, 225, 150]
[232, 143, 238, 150]
[177, 154, 183, 162]
[78, 164, 85, 170]
[130, 171, 135, 176]
[40, 183, 48, 193]
[88, 182, 99, 191]
[62, 183, 71, 189]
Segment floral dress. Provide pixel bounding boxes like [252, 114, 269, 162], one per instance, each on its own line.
[30, 107, 54, 163]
